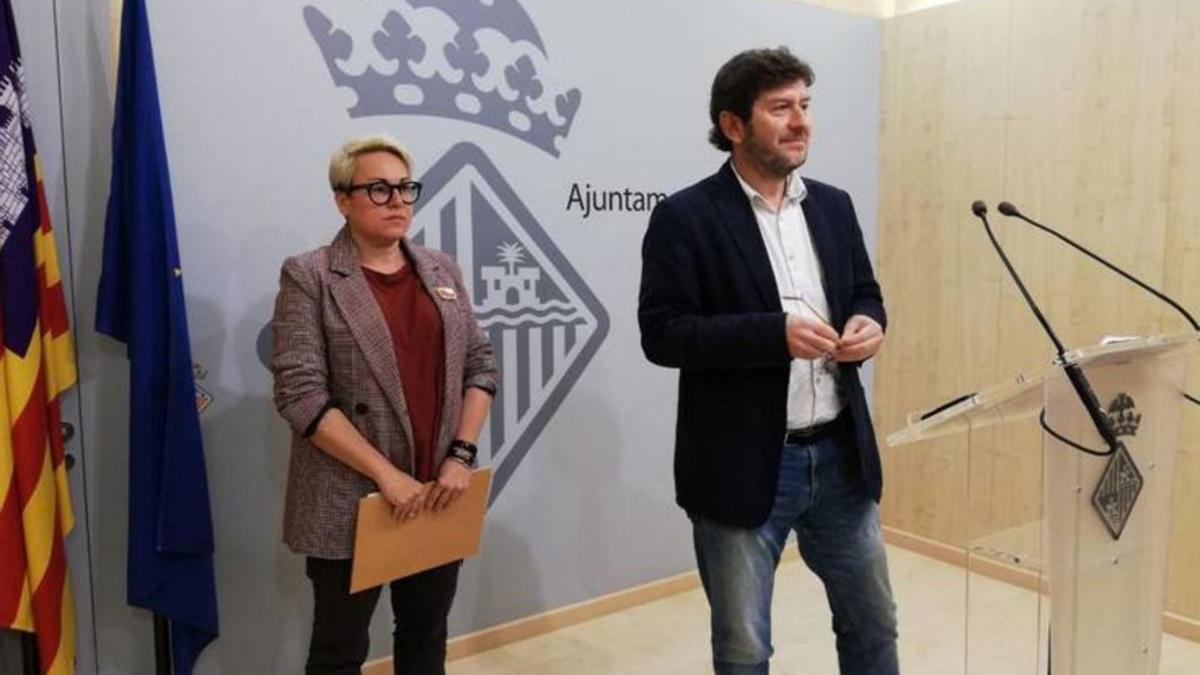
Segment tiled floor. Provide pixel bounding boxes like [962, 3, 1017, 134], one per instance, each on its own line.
[448, 545, 1200, 674]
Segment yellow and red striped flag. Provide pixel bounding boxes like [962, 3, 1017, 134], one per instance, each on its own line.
[0, 1, 79, 672]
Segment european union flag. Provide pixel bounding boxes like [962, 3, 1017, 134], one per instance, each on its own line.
[95, 1, 219, 672]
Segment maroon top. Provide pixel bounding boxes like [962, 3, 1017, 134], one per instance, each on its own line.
[362, 264, 445, 482]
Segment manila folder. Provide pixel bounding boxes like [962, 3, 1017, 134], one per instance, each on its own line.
[350, 468, 491, 593]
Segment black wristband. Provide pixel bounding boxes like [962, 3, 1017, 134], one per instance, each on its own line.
[302, 399, 341, 438]
[448, 439, 477, 467]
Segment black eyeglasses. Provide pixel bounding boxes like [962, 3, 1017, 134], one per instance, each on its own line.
[344, 179, 423, 206]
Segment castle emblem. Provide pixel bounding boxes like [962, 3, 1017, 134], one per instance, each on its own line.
[480, 242, 538, 309]
[410, 143, 608, 501]
[0, 59, 32, 252]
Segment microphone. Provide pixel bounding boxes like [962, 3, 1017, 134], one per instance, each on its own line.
[996, 201, 1199, 331]
[970, 201, 1119, 453]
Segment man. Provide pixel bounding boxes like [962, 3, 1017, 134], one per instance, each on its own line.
[638, 47, 898, 675]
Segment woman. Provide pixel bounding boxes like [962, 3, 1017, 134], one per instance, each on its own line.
[271, 135, 498, 675]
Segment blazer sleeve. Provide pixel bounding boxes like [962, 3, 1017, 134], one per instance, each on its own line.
[638, 198, 791, 371]
[841, 191, 887, 332]
[271, 256, 336, 435]
[448, 258, 499, 395]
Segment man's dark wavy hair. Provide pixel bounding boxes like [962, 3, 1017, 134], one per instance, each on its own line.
[708, 47, 814, 152]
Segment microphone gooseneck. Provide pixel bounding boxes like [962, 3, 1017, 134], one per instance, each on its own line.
[971, 202, 1068, 356]
[998, 201, 1200, 409]
[970, 201, 1120, 454]
[997, 201, 1199, 331]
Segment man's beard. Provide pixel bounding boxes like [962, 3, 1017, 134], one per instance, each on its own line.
[744, 128, 806, 178]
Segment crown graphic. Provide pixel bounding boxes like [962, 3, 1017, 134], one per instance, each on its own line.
[303, 2, 581, 157]
[1106, 393, 1141, 437]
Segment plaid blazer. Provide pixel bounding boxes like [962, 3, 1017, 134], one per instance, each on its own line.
[271, 227, 498, 558]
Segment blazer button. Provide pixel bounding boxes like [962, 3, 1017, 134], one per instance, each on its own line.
[354, 402, 369, 415]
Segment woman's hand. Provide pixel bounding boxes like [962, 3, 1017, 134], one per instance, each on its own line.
[376, 467, 428, 520]
[427, 459, 472, 512]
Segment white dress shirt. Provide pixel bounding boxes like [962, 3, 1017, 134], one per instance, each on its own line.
[732, 166, 844, 429]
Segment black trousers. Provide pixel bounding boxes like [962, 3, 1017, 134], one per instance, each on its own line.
[305, 557, 462, 675]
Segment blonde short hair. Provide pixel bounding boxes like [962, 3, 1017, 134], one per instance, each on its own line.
[327, 135, 414, 192]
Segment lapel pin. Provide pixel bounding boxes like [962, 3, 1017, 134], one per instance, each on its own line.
[434, 286, 458, 301]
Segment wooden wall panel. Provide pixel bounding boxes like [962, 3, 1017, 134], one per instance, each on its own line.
[1164, 0, 1200, 623]
[878, 0, 1012, 545]
[877, 0, 1200, 621]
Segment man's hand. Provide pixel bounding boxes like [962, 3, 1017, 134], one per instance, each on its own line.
[833, 315, 884, 363]
[427, 459, 471, 513]
[376, 467, 428, 520]
[787, 313, 840, 360]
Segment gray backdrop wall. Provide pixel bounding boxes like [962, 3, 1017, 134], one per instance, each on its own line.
[10, 1, 880, 672]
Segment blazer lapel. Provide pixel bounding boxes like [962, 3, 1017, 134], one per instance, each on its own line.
[800, 185, 844, 326]
[712, 162, 781, 309]
[326, 227, 416, 449]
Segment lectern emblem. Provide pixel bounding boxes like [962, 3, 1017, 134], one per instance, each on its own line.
[1091, 393, 1144, 540]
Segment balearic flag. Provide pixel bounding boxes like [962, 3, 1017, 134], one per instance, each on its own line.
[0, 1, 79, 673]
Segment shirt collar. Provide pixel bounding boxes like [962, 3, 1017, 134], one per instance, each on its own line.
[730, 163, 808, 210]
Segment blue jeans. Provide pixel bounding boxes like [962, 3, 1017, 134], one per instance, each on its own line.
[691, 434, 899, 675]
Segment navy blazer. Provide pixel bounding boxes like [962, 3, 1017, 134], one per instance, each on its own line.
[638, 161, 887, 528]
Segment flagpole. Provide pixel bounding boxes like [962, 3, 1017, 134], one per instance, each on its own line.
[154, 615, 171, 674]
[20, 632, 39, 675]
